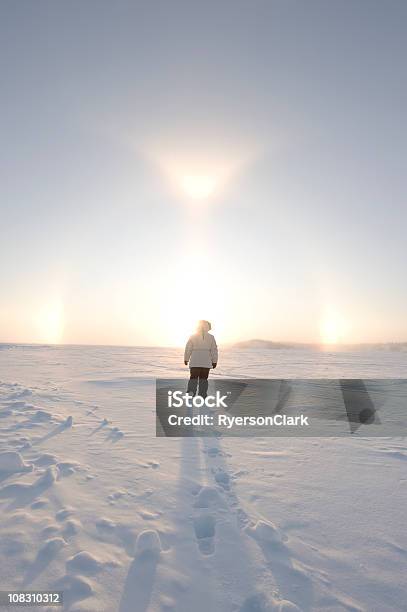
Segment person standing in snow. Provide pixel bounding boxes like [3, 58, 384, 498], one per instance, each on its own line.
[184, 320, 218, 398]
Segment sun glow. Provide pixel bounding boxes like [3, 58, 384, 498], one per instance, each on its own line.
[165, 301, 229, 347]
[320, 312, 347, 345]
[147, 142, 251, 204]
[146, 248, 236, 347]
[180, 174, 219, 200]
[162, 274, 229, 347]
[35, 300, 65, 344]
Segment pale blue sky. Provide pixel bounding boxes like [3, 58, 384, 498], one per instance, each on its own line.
[1, 1, 406, 345]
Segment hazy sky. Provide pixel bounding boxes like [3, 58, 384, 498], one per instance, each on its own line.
[1, 1, 406, 346]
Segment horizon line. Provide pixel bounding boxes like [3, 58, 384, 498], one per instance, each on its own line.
[1, 339, 407, 350]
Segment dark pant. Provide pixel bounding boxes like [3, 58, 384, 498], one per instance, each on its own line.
[187, 367, 210, 398]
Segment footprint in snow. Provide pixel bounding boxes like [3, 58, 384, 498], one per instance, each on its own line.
[30, 498, 48, 509]
[52, 574, 93, 609]
[193, 486, 225, 510]
[63, 518, 82, 538]
[106, 426, 124, 442]
[204, 447, 223, 457]
[193, 514, 216, 556]
[240, 592, 301, 612]
[194, 514, 216, 555]
[56, 507, 75, 522]
[108, 490, 127, 504]
[90, 418, 109, 435]
[214, 469, 230, 490]
[66, 550, 119, 575]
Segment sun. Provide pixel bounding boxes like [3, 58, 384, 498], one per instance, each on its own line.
[180, 174, 218, 200]
[320, 312, 347, 345]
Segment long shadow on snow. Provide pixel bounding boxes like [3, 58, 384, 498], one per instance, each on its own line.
[169, 391, 263, 611]
[118, 550, 158, 612]
[198, 377, 316, 611]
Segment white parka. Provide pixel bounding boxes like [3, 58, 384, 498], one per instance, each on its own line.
[184, 328, 218, 369]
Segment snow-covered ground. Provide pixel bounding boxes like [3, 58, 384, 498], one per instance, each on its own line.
[0, 344, 406, 611]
